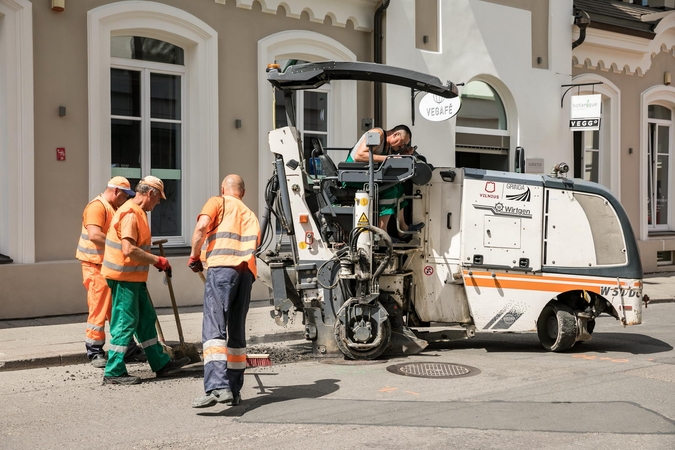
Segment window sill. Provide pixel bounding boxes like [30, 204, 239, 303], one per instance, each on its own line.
[149, 246, 191, 257]
[648, 231, 675, 237]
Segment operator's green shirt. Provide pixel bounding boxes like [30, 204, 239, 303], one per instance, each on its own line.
[344, 129, 407, 217]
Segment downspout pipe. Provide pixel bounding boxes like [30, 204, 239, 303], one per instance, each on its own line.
[374, 0, 390, 128]
[573, 8, 590, 49]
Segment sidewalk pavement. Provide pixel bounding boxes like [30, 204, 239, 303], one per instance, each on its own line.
[1, 273, 673, 372]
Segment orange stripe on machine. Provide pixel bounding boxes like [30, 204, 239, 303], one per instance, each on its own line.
[462, 270, 631, 294]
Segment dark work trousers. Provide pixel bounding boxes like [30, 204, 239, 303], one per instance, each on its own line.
[202, 264, 253, 395]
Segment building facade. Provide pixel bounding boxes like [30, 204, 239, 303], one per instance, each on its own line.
[3, 0, 675, 319]
[0, 0, 376, 318]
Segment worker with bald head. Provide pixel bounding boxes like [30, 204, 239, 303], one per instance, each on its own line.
[188, 174, 261, 408]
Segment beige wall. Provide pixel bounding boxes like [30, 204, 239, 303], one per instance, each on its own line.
[573, 50, 675, 273]
[0, 0, 372, 318]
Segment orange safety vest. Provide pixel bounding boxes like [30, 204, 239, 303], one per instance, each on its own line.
[203, 195, 260, 278]
[101, 201, 152, 282]
[75, 195, 115, 264]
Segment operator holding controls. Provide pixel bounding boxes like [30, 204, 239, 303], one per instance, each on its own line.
[345, 125, 424, 241]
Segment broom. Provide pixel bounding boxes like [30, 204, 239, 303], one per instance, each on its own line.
[197, 271, 272, 368]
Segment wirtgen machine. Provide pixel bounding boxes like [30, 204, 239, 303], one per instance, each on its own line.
[256, 61, 643, 360]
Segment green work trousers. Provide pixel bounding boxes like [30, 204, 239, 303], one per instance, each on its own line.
[104, 280, 170, 377]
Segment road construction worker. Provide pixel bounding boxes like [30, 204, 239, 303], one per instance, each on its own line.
[189, 174, 260, 408]
[345, 125, 424, 241]
[101, 175, 189, 385]
[75, 176, 146, 368]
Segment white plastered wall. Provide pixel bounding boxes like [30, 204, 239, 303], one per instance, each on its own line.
[384, 0, 574, 171]
[0, 0, 34, 264]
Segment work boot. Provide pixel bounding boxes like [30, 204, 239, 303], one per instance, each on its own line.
[124, 347, 147, 363]
[228, 392, 242, 406]
[90, 354, 107, 369]
[102, 373, 141, 385]
[156, 357, 190, 378]
[191, 389, 234, 408]
[407, 222, 425, 232]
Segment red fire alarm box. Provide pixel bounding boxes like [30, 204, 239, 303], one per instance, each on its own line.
[56, 148, 66, 161]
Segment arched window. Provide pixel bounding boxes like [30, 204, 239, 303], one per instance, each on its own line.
[257, 30, 357, 217]
[0, 0, 34, 264]
[88, 2, 218, 247]
[455, 80, 509, 171]
[647, 104, 673, 231]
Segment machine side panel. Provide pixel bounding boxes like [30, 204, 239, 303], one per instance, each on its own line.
[460, 176, 544, 271]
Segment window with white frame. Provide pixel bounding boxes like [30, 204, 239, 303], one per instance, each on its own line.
[455, 80, 510, 171]
[647, 104, 672, 230]
[110, 36, 184, 238]
[274, 60, 331, 175]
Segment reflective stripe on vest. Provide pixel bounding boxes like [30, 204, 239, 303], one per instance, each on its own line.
[203, 196, 260, 278]
[101, 201, 152, 282]
[75, 196, 114, 264]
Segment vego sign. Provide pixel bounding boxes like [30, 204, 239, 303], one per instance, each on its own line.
[419, 93, 462, 122]
[570, 94, 601, 131]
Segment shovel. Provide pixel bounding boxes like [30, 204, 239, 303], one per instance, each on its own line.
[146, 289, 174, 358]
[153, 239, 202, 364]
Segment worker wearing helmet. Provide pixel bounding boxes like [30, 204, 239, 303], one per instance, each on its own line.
[75, 176, 146, 368]
[101, 176, 189, 385]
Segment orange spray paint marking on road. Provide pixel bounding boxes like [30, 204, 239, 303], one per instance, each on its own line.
[379, 386, 398, 393]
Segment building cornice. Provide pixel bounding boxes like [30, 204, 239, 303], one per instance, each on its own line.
[215, 0, 379, 31]
[573, 10, 675, 76]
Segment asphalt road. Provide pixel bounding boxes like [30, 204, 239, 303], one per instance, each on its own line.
[1, 303, 674, 450]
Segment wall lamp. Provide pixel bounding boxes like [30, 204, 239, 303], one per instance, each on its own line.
[52, 0, 65, 12]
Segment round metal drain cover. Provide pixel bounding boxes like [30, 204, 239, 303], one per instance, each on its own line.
[386, 362, 480, 378]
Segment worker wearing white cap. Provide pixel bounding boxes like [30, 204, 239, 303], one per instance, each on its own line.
[76, 176, 146, 367]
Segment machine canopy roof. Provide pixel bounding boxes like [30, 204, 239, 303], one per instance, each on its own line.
[267, 61, 458, 98]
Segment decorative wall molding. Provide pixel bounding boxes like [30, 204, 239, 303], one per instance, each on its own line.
[0, 0, 35, 263]
[573, 12, 675, 76]
[215, 0, 378, 31]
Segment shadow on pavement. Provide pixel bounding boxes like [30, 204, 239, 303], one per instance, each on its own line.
[198, 378, 341, 418]
[425, 331, 672, 355]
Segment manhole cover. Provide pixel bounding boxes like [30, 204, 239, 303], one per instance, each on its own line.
[386, 362, 480, 378]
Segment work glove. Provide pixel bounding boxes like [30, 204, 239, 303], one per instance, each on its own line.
[188, 255, 204, 273]
[154, 256, 172, 278]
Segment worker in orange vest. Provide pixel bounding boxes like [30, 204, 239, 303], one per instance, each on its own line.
[101, 175, 190, 385]
[189, 175, 260, 408]
[75, 176, 146, 368]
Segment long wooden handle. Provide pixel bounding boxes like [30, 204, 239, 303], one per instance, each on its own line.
[154, 240, 186, 345]
[198, 271, 206, 284]
[146, 289, 166, 343]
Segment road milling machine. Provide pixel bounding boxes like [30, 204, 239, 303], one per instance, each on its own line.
[256, 61, 644, 360]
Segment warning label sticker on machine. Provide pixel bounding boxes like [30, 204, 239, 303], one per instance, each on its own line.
[358, 213, 369, 225]
[424, 266, 434, 276]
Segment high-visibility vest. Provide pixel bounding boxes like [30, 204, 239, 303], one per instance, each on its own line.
[75, 195, 114, 264]
[204, 195, 260, 278]
[101, 201, 152, 282]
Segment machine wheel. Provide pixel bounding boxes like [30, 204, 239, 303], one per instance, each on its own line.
[537, 303, 577, 352]
[334, 314, 392, 360]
